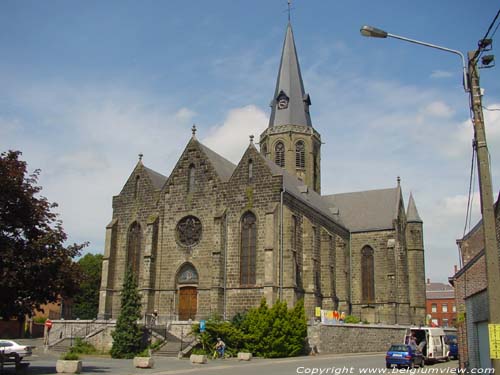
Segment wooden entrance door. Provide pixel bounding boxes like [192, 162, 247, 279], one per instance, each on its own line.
[178, 287, 197, 320]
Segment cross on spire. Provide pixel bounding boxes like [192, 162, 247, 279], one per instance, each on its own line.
[287, 0, 292, 22]
[191, 124, 197, 137]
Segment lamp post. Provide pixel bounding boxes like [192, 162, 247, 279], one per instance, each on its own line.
[361, 25, 500, 371]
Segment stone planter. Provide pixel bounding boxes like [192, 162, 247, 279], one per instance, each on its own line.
[56, 359, 82, 374]
[189, 354, 207, 364]
[237, 352, 252, 361]
[133, 356, 154, 369]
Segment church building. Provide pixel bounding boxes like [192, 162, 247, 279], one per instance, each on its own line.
[98, 22, 426, 325]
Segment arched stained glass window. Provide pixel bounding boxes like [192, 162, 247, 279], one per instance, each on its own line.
[275, 142, 285, 168]
[240, 212, 257, 285]
[127, 222, 142, 274]
[361, 246, 375, 304]
[295, 141, 305, 168]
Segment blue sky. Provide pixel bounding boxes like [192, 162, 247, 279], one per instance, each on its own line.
[2, 0, 500, 283]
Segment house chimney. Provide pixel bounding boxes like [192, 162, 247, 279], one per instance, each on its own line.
[427, 278, 430, 284]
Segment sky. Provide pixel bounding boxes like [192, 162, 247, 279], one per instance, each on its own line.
[2, 0, 500, 283]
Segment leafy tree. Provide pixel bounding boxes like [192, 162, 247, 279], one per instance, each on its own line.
[73, 253, 103, 319]
[0, 150, 85, 320]
[110, 267, 144, 358]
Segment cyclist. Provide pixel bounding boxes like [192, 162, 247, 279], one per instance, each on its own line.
[214, 337, 226, 358]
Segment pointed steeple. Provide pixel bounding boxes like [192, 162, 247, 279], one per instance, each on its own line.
[269, 22, 312, 128]
[407, 193, 423, 223]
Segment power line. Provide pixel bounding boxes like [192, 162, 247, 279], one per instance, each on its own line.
[473, 7, 500, 62]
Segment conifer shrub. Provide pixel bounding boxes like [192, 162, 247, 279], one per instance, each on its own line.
[110, 267, 144, 358]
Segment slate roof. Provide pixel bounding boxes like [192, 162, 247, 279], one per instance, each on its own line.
[322, 188, 400, 232]
[426, 282, 455, 299]
[407, 193, 423, 223]
[256, 149, 346, 228]
[197, 141, 236, 182]
[268, 22, 312, 128]
[143, 165, 168, 190]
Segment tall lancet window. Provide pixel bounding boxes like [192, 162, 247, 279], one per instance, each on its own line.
[295, 141, 305, 169]
[240, 211, 257, 286]
[275, 142, 285, 168]
[134, 176, 140, 200]
[127, 222, 142, 275]
[248, 159, 254, 182]
[361, 246, 375, 304]
[188, 163, 195, 193]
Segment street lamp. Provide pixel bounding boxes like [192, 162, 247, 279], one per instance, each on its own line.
[360, 25, 468, 92]
[361, 25, 500, 371]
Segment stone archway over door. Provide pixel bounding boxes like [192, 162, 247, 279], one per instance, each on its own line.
[178, 287, 197, 320]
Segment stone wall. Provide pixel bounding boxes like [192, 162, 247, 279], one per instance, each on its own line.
[307, 323, 407, 354]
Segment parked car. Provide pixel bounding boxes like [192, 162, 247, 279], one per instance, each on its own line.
[386, 344, 424, 369]
[445, 335, 459, 360]
[0, 340, 32, 362]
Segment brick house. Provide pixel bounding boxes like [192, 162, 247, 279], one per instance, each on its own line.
[425, 279, 456, 327]
[450, 192, 500, 369]
[98, 22, 426, 325]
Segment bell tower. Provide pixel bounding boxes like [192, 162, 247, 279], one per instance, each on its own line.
[259, 22, 322, 193]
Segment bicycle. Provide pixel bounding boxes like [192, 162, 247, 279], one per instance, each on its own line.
[212, 349, 231, 360]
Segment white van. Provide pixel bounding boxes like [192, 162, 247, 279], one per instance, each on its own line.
[405, 327, 449, 363]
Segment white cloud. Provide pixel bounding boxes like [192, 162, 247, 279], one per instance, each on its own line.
[421, 101, 454, 118]
[202, 105, 268, 163]
[430, 70, 453, 79]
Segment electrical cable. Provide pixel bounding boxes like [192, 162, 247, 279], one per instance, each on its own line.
[463, 142, 477, 237]
[472, 8, 500, 62]
[483, 106, 500, 111]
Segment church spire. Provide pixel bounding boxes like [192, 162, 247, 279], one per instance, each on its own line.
[268, 22, 312, 128]
[407, 193, 423, 223]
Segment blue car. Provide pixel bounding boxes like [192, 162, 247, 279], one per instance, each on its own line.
[445, 335, 459, 360]
[386, 344, 424, 369]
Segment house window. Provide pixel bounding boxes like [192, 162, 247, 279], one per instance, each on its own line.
[295, 141, 305, 168]
[361, 246, 375, 303]
[442, 304, 448, 313]
[275, 142, 285, 168]
[431, 303, 437, 313]
[452, 304, 456, 313]
[127, 222, 142, 274]
[443, 319, 449, 327]
[240, 212, 257, 285]
[188, 164, 195, 192]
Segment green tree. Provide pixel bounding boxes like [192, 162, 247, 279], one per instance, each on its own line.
[73, 253, 103, 319]
[110, 267, 143, 358]
[0, 150, 85, 320]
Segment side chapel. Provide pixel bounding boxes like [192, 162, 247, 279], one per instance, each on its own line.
[98, 22, 426, 325]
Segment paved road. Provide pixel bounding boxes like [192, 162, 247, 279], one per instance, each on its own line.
[1, 343, 460, 375]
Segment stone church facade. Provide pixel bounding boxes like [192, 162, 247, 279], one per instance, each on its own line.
[98, 22, 426, 325]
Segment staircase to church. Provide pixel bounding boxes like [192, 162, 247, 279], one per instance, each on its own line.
[151, 326, 197, 358]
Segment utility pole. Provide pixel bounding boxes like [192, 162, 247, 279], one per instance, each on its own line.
[468, 50, 500, 372]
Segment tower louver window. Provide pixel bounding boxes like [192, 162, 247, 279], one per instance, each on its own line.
[295, 141, 305, 168]
[275, 142, 285, 167]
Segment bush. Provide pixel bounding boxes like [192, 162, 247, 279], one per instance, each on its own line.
[240, 299, 307, 358]
[344, 315, 361, 324]
[61, 352, 80, 360]
[135, 349, 150, 357]
[191, 299, 307, 359]
[69, 337, 97, 355]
